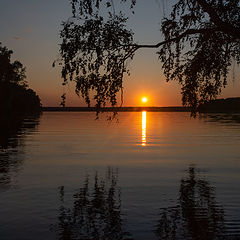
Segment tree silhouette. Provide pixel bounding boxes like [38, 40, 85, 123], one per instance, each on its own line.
[57, 0, 240, 113]
[0, 43, 27, 87]
[0, 43, 41, 114]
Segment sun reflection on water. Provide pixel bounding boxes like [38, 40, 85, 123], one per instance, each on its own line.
[142, 111, 146, 146]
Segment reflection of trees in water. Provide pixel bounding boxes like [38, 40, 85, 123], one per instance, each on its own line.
[54, 168, 132, 240]
[0, 114, 40, 186]
[54, 166, 239, 240]
[155, 166, 225, 240]
[200, 113, 240, 125]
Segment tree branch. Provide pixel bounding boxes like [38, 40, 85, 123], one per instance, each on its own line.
[132, 27, 220, 49]
[196, 0, 240, 39]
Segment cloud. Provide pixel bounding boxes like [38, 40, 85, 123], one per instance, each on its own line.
[12, 27, 32, 41]
[23, 28, 32, 33]
[13, 36, 21, 40]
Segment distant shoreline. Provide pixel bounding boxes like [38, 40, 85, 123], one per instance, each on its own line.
[42, 106, 190, 112]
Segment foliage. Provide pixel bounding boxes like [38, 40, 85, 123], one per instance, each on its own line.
[0, 43, 41, 114]
[56, 0, 137, 108]
[0, 43, 27, 87]
[58, 0, 240, 113]
[159, 0, 240, 113]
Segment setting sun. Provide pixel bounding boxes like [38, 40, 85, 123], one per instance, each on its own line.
[142, 97, 148, 103]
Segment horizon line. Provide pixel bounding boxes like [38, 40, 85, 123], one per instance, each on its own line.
[41, 106, 190, 112]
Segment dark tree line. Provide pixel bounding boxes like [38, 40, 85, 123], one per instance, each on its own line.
[57, 0, 240, 114]
[0, 43, 41, 115]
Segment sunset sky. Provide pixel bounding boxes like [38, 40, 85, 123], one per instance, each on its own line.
[1, 0, 240, 107]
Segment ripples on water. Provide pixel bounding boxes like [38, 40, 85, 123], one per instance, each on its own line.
[0, 112, 240, 240]
[0, 115, 40, 188]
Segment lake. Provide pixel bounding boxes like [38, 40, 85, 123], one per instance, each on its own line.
[0, 112, 240, 240]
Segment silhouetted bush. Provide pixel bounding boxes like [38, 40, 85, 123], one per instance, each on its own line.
[0, 43, 41, 115]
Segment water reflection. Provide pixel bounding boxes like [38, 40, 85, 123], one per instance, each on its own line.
[0, 114, 40, 187]
[142, 111, 147, 146]
[155, 166, 226, 240]
[53, 168, 132, 240]
[52, 165, 239, 240]
[200, 113, 240, 125]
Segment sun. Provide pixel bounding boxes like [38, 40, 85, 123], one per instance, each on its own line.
[142, 97, 148, 103]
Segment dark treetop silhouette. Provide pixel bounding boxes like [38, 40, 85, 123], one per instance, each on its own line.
[0, 43, 41, 115]
[56, 0, 240, 114]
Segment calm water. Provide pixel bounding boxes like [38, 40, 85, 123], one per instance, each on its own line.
[0, 112, 240, 240]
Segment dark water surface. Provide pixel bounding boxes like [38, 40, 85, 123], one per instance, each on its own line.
[0, 112, 240, 240]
